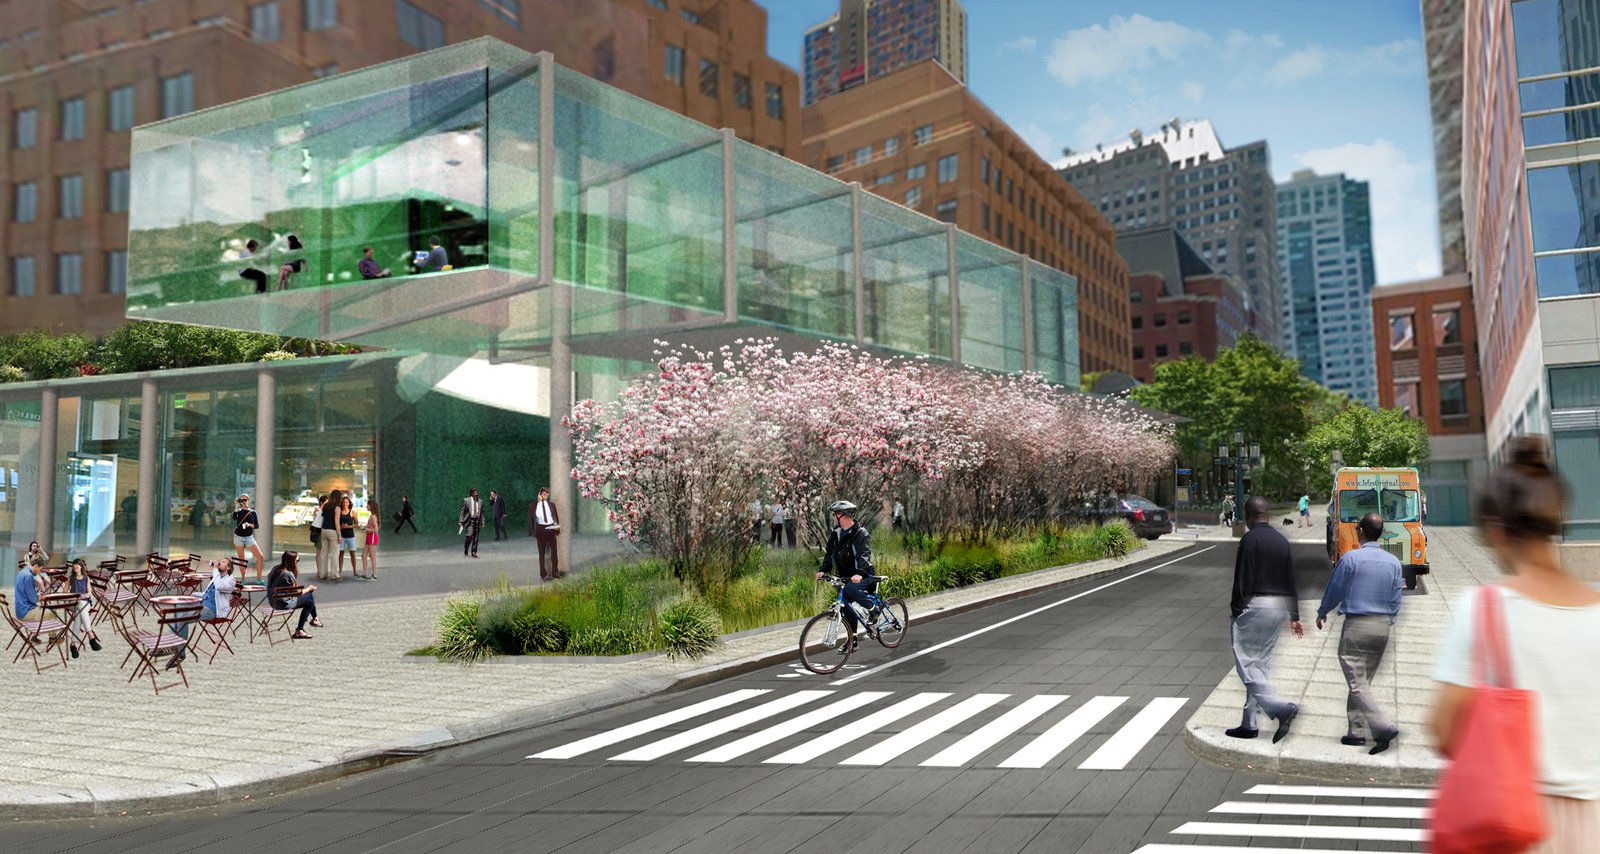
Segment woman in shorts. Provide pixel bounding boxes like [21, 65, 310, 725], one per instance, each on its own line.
[232, 494, 266, 582]
[360, 501, 380, 580]
[336, 495, 358, 581]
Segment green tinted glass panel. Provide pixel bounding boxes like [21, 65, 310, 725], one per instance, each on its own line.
[860, 192, 951, 358]
[1028, 260, 1079, 387]
[955, 233, 1024, 373]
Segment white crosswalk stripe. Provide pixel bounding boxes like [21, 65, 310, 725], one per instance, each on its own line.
[1133, 782, 1435, 853]
[529, 689, 1192, 770]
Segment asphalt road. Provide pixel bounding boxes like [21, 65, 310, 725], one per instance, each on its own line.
[3, 539, 1428, 854]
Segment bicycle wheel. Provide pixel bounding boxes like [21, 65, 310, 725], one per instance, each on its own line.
[874, 597, 910, 648]
[799, 610, 852, 674]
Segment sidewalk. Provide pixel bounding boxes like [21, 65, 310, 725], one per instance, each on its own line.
[1184, 525, 1493, 784]
[0, 538, 1192, 820]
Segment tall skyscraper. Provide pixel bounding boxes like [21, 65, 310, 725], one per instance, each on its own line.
[803, 0, 967, 106]
[0, 0, 802, 337]
[1276, 169, 1379, 406]
[1057, 120, 1286, 350]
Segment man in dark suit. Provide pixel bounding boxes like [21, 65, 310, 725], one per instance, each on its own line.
[489, 490, 508, 541]
[530, 486, 561, 580]
[459, 488, 484, 558]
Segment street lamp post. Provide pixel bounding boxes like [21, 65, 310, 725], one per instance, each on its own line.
[1214, 431, 1263, 537]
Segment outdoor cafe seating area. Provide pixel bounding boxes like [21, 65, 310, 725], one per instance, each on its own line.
[5, 553, 308, 694]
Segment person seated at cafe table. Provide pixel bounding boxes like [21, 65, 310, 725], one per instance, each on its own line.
[266, 550, 321, 640]
[357, 246, 391, 279]
[64, 558, 102, 657]
[169, 560, 237, 668]
[12, 557, 45, 633]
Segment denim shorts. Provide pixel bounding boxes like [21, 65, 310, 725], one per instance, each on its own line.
[233, 534, 257, 548]
[340, 536, 357, 551]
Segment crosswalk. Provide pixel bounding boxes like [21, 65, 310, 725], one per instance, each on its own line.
[529, 689, 1188, 770]
[1132, 784, 1433, 853]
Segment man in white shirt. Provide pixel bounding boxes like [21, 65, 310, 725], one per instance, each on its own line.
[531, 487, 561, 580]
[459, 488, 484, 558]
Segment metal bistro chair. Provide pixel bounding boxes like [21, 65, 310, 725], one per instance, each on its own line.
[93, 569, 146, 629]
[193, 586, 245, 665]
[120, 599, 202, 694]
[254, 585, 306, 647]
[1, 593, 72, 674]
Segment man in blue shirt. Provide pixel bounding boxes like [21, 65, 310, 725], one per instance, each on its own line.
[1316, 512, 1403, 755]
[13, 558, 43, 623]
[425, 236, 449, 271]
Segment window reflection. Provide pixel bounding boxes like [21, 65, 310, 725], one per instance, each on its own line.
[1432, 307, 1460, 346]
[1389, 313, 1415, 351]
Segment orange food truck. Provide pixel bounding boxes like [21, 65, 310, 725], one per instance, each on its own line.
[1327, 467, 1430, 589]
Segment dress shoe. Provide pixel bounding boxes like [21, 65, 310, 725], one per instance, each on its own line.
[88, 637, 102, 652]
[1340, 735, 1368, 747]
[164, 657, 180, 671]
[1224, 726, 1258, 740]
[70, 644, 79, 659]
[1272, 704, 1299, 744]
[1370, 728, 1400, 755]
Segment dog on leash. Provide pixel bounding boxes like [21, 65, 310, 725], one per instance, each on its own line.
[1282, 518, 1295, 526]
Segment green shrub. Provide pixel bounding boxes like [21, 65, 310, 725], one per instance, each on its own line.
[0, 365, 24, 384]
[658, 598, 723, 660]
[567, 625, 652, 656]
[1093, 521, 1135, 558]
[476, 596, 525, 655]
[433, 596, 494, 663]
[513, 612, 570, 653]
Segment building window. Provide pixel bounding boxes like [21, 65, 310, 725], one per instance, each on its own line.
[905, 186, 921, 208]
[1394, 382, 1418, 417]
[59, 174, 83, 219]
[106, 249, 127, 295]
[160, 73, 193, 118]
[913, 124, 932, 145]
[396, 0, 445, 50]
[981, 157, 989, 182]
[1133, 346, 1144, 360]
[107, 168, 130, 212]
[698, 58, 718, 97]
[883, 137, 898, 156]
[60, 97, 86, 141]
[14, 108, 37, 149]
[1389, 312, 1415, 350]
[1153, 312, 1167, 327]
[1155, 344, 1169, 358]
[680, 9, 700, 24]
[1179, 341, 1194, 355]
[1131, 315, 1142, 330]
[855, 145, 871, 166]
[478, 0, 519, 28]
[250, 2, 280, 42]
[306, 0, 339, 30]
[906, 164, 926, 181]
[1550, 365, 1600, 409]
[647, 0, 667, 8]
[874, 173, 893, 186]
[108, 86, 135, 131]
[663, 44, 684, 84]
[733, 72, 751, 109]
[1432, 307, 1461, 346]
[981, 203, 989, 232]
[938, 153, 958, 183]
[56, 253, 83, 295]
[936, 199, 956, 222]
[11, 256, 35, 297]
[826, 155, 844, 171]
[1177, 311, 1191, 325]
[765, 83, 783, 119]
[1130, 289, 1142, 303]
[592, 37, 614, 82]
[13, 182, 37, 223]
[1439, 379, 1468, 417]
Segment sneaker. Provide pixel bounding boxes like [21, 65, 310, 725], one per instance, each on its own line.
[88, 637, 102, 652]
[70, 644, 79, 659]
[164, 657, 180, 671]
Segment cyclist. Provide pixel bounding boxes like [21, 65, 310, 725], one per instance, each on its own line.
[815, 500, 878, 653]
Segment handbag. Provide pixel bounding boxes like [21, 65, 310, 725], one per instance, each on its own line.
[309, 523, 320, 547]
[1428, 585, 1547, 854]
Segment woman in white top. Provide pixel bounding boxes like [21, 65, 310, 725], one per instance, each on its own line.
[1430, 436, 1600, 852]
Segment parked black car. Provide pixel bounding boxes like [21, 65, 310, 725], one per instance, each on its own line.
[1112, 495, 1173, 540]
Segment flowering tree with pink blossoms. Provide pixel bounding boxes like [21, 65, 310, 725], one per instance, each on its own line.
[567, 338, 1175, 585]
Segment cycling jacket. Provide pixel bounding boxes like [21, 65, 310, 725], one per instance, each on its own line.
[819, 524, 874, 578]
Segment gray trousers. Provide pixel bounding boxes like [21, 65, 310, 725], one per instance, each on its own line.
[1338, 615, 1395, 739]
[1231, 595, 1296, 729]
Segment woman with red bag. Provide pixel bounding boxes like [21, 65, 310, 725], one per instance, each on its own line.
[1429, 436, 1600, 853]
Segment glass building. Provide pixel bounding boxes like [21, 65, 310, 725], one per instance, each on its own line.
[0, 38, 1076, 575]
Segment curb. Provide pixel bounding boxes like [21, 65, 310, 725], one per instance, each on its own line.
[1182, 723, 1443, 787]
[3, 541, 1200, 821]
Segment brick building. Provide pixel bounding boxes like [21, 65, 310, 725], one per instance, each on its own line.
[802, 0, 966, 106]
[800, 60, 1131, 375]
[1117, 226, 1248, 383]
[1370, 273, 1485, 525]
[0, 0, 801, 336]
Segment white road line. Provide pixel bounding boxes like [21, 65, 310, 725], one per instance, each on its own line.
[1243, 783, 1434, 800]
[1170, 821, 1425, 843]
[610, 691, 830, 761]
[1077, 697, 1188, 770]
[997, 695, 1127, 768]
[685, 692, 892, 763]
[834, 546, 1215, 686]
[762, 693, 950, 765]
[1210, 800, 1427, 820]
[1133, 846, 1400, 854]
[840, 694, 1009, 766]
[920, 694, 1069, 768]
[529, 689, 772, 760]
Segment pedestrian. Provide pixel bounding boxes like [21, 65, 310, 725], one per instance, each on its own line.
[357, 246, 391, 279]
[232, 494, 266, 582]
[360, 500, 380, 580]
[490, 490, 508, 541]
[395, 495, 418, 533]
[63, 559, 102, 657]
[1220, 494, 1236, 527]
[1226, 495, 1303, 743]
[459, 488, 484, 558]
[23, 540, 48, 568]
[531, 486, 561, 580]
[1298, 493, 1311, 527]
[267, 550, 321, 640]
[188, 497, 206, 549]
[769, 503, 785, 547]
[748, 498, 764, 543]
[784, 506, 797, 547]
[310, 493, 327, 569]
[316, 489, 342, 580]
[1315, 512, 1402, 754]
[336, 495, 357, 580]
[423, 235, 449, 271]
[891, 500, 904, 530]
[1430, 437, 1600, 851]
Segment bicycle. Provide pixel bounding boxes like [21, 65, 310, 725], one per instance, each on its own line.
[798, 574, 909, 675]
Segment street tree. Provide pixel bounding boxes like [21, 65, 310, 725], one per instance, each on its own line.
[1305, 403, 1431, 482]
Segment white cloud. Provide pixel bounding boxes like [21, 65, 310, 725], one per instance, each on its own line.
[1046, 15, 1210, 87]
[1269, 48, 1326, 83]
[1222, 28, 1283, 56]
[1266, 39, 1423, 86]
[1002, 36, 1038, 54]
[1292, 140, 1443, 284]
[1179, 81, 1205, 103]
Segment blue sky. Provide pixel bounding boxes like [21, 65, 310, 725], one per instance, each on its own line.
[763, 1, 1441, 286]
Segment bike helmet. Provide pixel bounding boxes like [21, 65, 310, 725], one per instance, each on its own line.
[828, 500, 858, 515]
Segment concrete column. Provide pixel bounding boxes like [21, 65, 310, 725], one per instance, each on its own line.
[34, 388, 58, 554]
[254, 369, 276, 560]
[1020, 260, 1035, 372]
[136, 379, 158, 558]
[722, 128, 738, 324]
[538, 51, 573, 574]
